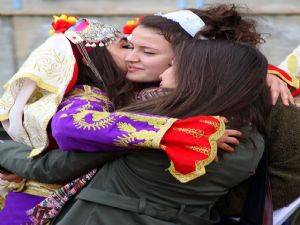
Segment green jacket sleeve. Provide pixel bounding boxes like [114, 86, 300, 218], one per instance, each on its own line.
[0, 141, 129, 183]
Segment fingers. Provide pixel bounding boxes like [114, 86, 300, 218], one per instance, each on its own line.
[0, 173, 23, 182]
[280, 85, 294, 106]
[270, 88, 280, 105]
[224, 137, 240, 146]
[1, 120, 9, 132]
[220, 116, 228, 123]
[218, 143, 234, 152]
[225, 129, 242, 138]
[214, 155, 219, 162]
[267, 74, 294, 106]
[217, 129, 242, 153]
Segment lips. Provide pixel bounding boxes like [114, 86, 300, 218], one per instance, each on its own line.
[127, 65, 143, 73]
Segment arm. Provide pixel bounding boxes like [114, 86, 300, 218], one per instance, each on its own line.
[267, 65, 297, 106]
[52, 84, 177, 152]
[2, 78, 36, 142]
[52, 85, 226, 182]
[53, 85, 225, 153]
[0, 141, 129, 183]
[266, 45, 300, 105]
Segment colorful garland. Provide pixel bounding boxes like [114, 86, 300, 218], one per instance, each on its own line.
[49, 14, 78, 35]
[122, 16, 144, 34]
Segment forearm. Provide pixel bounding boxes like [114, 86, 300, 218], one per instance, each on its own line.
[0, 141, 129, 183]
[52, 85, 176, 152]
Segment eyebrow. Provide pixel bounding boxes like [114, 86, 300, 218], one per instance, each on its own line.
[116, 37, 128, 44]
[135, 45, 159, 51]
[129, 40, 160, 51]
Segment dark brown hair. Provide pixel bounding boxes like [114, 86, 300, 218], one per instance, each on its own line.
[76, 46, 134, 109]
[122, 40, 271, 135]
[140, 4, 264, 48]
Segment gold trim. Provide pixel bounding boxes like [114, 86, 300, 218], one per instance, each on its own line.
[28, 93, 61, 158]
[153, 118, 177, 149]
[0, 195, 5, 210]
[168, 116, 225, 183]
[268, 70, 300, 89]
[22, 180, 62, 197]
[4, 73, 59, 94]
[0, 112, 9, 121]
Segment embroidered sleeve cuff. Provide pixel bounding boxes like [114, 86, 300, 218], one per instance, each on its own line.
[160, 115, 225, 183]
[268, 64, 300, 89]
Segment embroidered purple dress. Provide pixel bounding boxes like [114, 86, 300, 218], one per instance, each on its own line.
[0, 85, 223, 224]
[0, 85, 177, 225]
[51, 85, 177, 152]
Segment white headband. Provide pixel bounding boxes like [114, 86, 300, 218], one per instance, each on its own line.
[157, 10, 205, 37]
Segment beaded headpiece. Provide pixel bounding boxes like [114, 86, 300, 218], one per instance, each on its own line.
[156, 10, 206, 38]
[50, 15, 122, 83]
[64, 18, 121, 47]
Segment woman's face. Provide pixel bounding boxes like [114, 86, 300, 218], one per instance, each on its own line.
[125, 26, 174, 83]
[159, 64, 177, 89]
[107, 36, 132, 72]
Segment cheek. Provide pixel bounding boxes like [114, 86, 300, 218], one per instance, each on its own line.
[144, 57, 170, 74]
[120, 49, 131, 61]
[114, 56, 127, 72]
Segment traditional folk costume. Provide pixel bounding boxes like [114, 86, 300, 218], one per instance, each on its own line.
[26, 10, 269, 225]
[0, 16, 79, 224]
[0, 13, 226, 225]
[29, 15, 299, 224]
[0, 11, 298, 225]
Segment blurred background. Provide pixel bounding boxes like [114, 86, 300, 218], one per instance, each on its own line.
[0, 0, 300, 95]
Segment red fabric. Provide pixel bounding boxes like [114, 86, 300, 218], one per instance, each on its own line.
[292, 88, 300, 97]
[160, 116, 221, 175]
[64, 42, 93, 94]
[65, 59, 78, 94]
[268, 64, 293, 82]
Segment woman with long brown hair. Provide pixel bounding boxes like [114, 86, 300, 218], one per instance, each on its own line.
[0, 5, 296, 224]
[44, 28, 272, 224]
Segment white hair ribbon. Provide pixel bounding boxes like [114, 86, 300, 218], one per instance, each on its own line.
[157, 10, 206, 37]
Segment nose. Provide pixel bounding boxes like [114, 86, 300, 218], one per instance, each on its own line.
[125, 49, 139, 62]
[159, 73, 163, 80]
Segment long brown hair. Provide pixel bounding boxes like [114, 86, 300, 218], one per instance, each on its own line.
[122, 40, 271, 135]
[140, 4, 264, 48]
[76, 46, 134, 109]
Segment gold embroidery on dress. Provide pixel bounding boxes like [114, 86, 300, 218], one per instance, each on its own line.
[116, 112, 168, 129]
[173, 128, 204, 138]
[168, 116, 225, 183]
[81, 86, 111, 111]
[25, 48, 73, 84]
[185, 145, 210, 155]
[199, 119, 219, 130]
[72, 110, 115, 130]
[59, 86, 115, 131]
[61, 101, 74, 112]
[114, 122, 158, 148]
[0, 34, 75, 157]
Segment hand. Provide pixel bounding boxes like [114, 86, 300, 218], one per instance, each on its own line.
[2, 118, 26, 143]
[217, 129, 242, 152]
[0, 173, 23, 183]
[2, 101, 27, 142]
[214, 117, 242, 162]
[267, 74, 294, 106]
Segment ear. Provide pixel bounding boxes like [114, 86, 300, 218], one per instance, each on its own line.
[168, 59, 174, 67]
